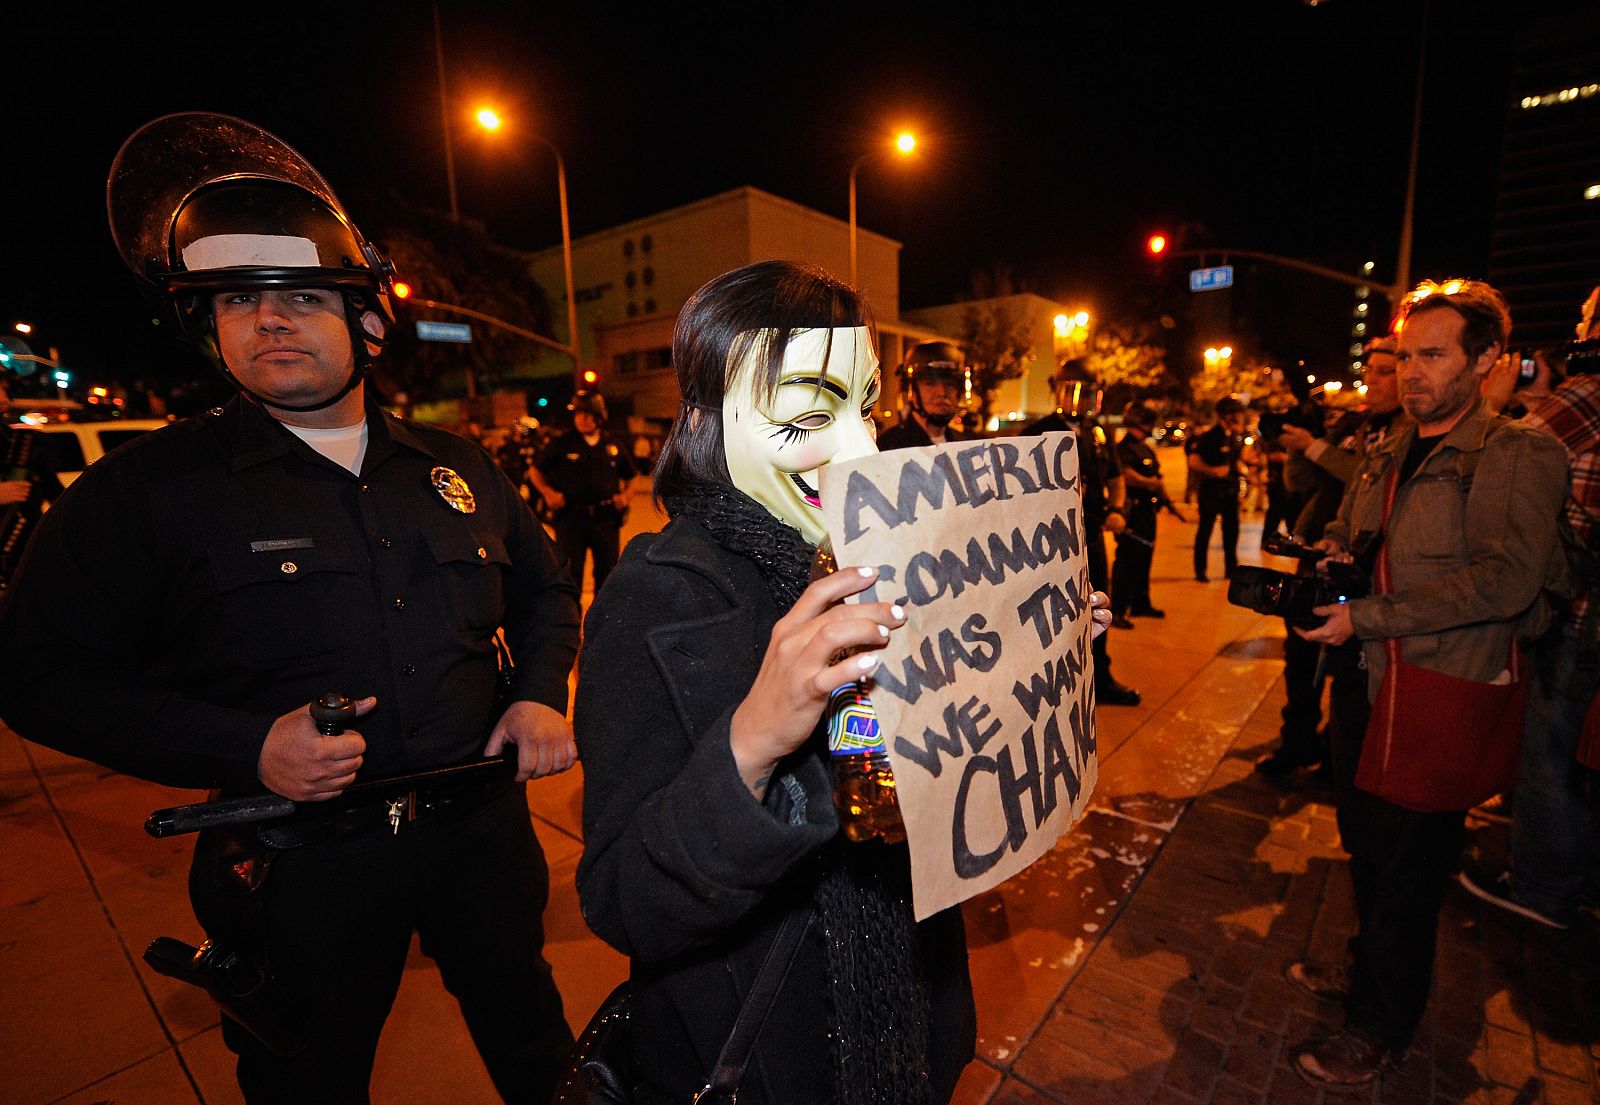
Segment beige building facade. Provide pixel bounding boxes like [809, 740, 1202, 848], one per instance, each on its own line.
[528, 187, 943, 423]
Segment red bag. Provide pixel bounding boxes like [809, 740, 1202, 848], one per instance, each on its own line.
[1356, 639, 1526, 812]
[1354, 466, 1526, 812]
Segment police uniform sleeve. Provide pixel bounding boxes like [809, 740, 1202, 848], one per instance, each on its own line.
[488, 460, 581, 712]
[0, 460, 273, 789]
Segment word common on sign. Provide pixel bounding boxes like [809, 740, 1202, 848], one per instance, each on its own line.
[415, 320, 474, 343]
[819, 433, 1098, 920]
[1188, 265, 1234, 292]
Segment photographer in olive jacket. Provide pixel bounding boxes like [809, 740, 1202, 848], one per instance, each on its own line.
[1287, 280, 1567, 1089]
[0, 114, 580, 1104]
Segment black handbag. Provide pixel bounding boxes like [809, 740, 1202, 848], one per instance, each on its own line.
[553, 907, 812, 1105]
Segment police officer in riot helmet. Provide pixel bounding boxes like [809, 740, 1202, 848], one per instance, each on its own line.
[1111, 400, 1182, 629]
[0, 113, 580, 1103]
[528, 387, 637, 595]
[878, 339, 972, 450]
[1024, 360, 1142, 706]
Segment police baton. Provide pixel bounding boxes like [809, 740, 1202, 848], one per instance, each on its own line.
[143, 693, 515, 838]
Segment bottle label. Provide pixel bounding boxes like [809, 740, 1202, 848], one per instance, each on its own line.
[825, 683, 884, 755]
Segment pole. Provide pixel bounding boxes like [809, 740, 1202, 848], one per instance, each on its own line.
[1395, 0, 1428, 297]
[547, 144, 582, 382]
[848, 156, 863, 287]
[434, 2, 458, 222]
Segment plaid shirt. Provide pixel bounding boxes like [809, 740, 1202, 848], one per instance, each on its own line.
[1525, 375, 1600, 629]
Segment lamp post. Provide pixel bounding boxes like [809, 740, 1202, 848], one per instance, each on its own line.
[848, 131, 917, 287]
[528, 136, 583, 386]
[431, 9, 579, 382]
[434, 2, 459, 222]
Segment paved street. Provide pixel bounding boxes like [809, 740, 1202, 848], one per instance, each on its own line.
[3, 451, 1597, 1104]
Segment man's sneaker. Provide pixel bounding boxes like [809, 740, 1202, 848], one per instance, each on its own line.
[1292, 1030, 1390, 1089]
[1456, 867, 1570, 930]
[1130, 606, 1166, 618]
[1286, 960, 1349, 1003]
[1110, 613, 1135, 630]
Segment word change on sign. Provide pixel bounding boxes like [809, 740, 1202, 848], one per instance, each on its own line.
[819, 432, 1099, 919]
[1188, 265, 1234, 292]
[415, 320, 473, 343]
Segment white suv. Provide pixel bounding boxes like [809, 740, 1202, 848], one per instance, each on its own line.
[16, 419, 171, 487]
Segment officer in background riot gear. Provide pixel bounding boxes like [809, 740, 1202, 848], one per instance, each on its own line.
[529, 388, 636, 596]
[0, 113, 579, 1103]
[1111, 400, 1183, 628]
[1024, 360, 1142, 706]
[878, 339, 972, 450]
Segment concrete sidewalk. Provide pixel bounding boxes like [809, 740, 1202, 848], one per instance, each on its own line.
[3, 467, 1597, 1104]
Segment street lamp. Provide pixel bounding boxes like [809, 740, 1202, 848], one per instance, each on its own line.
[848, 131, 917, 287]
[429, 31, 583, 383]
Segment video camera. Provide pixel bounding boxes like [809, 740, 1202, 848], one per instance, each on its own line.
[1226, 533, 1369, 630]
[1255, 370, 1325, 442]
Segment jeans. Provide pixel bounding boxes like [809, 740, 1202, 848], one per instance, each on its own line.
[1510, 629, 1600, 922]
[1344, 796, 1467, 1052]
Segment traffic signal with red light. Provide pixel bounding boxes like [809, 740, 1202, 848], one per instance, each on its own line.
[1147, 234, 1168, 256]
[391, 280, 412, 300]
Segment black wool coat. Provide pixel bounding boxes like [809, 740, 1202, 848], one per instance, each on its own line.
[575, 517, 975, 1105]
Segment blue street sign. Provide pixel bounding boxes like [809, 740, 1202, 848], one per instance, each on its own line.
[1188, 265, 1235, 292]
[416, 320, 473, 343]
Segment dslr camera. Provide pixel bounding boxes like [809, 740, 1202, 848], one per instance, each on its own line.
[1227, 533, 1369, 630]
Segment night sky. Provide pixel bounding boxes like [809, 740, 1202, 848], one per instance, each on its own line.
[4, 0, 1581, 388]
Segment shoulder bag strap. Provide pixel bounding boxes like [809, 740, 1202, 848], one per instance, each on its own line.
[693, 905, 814, 1104]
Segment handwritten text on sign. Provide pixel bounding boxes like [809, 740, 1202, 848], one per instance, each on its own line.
[820, 432, 1098, 919]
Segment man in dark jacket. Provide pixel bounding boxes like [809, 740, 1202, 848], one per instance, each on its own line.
[1024, 360, 1141, 706]
[1256, 337, 1403, 779]
[0, 113, 579, 1104]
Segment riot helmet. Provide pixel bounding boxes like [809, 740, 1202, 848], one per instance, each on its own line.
[1121, 400, 1157, 431]
[1050, 358, 1101, 420]
[569, 390, 608, 423]
[107, 113, 396, 413]
[897, 340, 966, 427]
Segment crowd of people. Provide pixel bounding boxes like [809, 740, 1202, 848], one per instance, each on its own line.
[1, 110, 1595, 1104]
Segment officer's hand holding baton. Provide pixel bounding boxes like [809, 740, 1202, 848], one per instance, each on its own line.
[257, 693, 374, 802]
[485, 700, 577, 782]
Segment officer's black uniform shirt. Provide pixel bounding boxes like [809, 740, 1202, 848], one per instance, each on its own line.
[0, 395, 580, 792]
[536, 430, 635, 506]
[876, 417, 970, 452]
[1116, 432, 1164, 512]
[1191, 423, 1241, 487]
[1023, 411, 1122, 524]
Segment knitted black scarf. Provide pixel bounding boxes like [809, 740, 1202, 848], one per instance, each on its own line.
[663, 485, 933, 1105]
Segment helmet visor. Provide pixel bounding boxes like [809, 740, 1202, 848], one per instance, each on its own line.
[108, 112, 351, 289]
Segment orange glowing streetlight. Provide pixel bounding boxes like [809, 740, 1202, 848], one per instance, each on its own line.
[475, 107, 503, 131]
[849, 130, 920, 286]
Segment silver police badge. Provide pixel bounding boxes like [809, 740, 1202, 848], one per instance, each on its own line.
[430, 467, 476, 513]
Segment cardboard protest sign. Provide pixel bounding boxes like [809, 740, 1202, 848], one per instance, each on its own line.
[818, 433, 1098, 920]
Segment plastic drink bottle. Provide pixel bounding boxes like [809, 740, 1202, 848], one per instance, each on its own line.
[810, 541, 906, 844]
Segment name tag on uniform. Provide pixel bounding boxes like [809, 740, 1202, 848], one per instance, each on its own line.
[250, 538, 316, 552]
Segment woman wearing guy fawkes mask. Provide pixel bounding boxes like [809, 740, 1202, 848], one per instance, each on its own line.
[574, 261, 1112, 1104]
